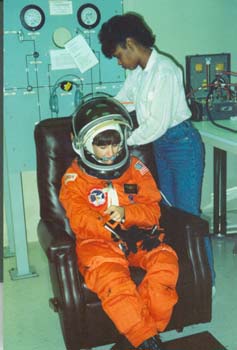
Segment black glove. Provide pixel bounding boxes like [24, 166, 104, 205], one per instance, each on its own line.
[141, 227, 165, 251]
[114, 225, 149, 254]
[105, 221, 165, 254]
[104, 222, 138, 253]
[141, 235, 161, 251]
[116, 225, 149, 241]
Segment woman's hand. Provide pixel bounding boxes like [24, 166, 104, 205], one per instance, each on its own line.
[104, 205, 125, 222]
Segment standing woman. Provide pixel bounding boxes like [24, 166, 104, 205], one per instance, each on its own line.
[98, 12, 215, 285]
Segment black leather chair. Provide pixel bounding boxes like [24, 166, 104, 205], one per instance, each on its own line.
[34, 116, 212, 350]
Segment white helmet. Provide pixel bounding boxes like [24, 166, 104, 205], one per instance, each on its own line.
[72, 94, 133, 179]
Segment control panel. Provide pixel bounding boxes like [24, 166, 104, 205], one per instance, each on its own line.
[4, 0, 124, 172]
[186, 53, 237, 121]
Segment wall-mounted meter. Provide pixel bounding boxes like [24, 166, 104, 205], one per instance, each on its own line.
[53, 27, 72, 48]
[77, 3, 101, 29]
[20, 4, 45, 31]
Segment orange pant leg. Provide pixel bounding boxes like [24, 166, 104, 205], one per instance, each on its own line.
[128, 244, 179, 332]
[77, 241, 157, 347]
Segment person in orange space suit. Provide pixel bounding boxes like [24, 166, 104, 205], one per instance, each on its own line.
[59, 95, 179, 350]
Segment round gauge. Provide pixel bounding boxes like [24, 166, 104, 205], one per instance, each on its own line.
[53, 27, 72, 48]
[77, 3, 101, 29]
[20, 5, 45, 31]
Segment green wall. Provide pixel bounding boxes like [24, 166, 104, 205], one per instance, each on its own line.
[124, 0, 237, 73]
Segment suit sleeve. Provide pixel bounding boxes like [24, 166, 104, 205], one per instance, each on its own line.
[59, 172, 111, 241]
[122, 160, 161, 229]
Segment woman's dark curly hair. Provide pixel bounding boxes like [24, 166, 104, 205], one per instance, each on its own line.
[98, 12, 155, 58]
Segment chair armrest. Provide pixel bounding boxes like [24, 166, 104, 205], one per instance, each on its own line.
[38, 219, 85, 326]
[160, 205, 212, 329]
[37, 219, 76, 262]
[160, 204, 210, 267]
[160, 204, 209, 238]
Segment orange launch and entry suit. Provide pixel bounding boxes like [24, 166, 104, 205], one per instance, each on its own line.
[59, 156, 179, 347]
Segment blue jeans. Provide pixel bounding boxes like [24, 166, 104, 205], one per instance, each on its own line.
[153, 120, 215, 284]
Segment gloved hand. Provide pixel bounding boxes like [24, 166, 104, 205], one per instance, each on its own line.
[104, 221, 165, 254]
[141, 227, 165, 251]
[115, 225, 149, 254]
[141, 235, 161, 251]
[116, 225, 149, 241]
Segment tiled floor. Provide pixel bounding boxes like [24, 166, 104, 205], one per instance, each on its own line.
[3, 235, 237, 350]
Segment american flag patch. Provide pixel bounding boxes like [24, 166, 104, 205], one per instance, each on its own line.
[135, 161, 149, 175]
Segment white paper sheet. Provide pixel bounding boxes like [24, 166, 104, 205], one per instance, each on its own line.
[49, 0, 73, 15]
[49, 49, 77, 70]
[64, 34, 98, 73]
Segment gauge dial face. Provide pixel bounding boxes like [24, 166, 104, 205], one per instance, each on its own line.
[20, 5, 45, 31]
[53, 27, 72, 48]
[77, 4, 101, 29]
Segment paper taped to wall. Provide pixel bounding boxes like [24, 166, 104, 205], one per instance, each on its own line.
[65, 34, 99, 73]
[49, 0, 73, 15]
[50, 49, 77, 70]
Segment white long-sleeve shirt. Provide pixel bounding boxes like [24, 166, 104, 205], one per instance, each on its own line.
[115, 49, 191, 145]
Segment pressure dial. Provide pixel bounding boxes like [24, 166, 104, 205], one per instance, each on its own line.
[20, 5, 45, 31]
[77, 3, 101, 29]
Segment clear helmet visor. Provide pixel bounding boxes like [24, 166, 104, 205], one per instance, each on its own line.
[72, 113, 133, 179]
[84, 122, 124, 157]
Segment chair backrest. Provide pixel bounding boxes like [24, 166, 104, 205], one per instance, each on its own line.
[34, 116, 157, 238]
[34, 117, 75, 236]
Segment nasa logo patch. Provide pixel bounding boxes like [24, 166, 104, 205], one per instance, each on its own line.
[88, 189, 107, 207]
